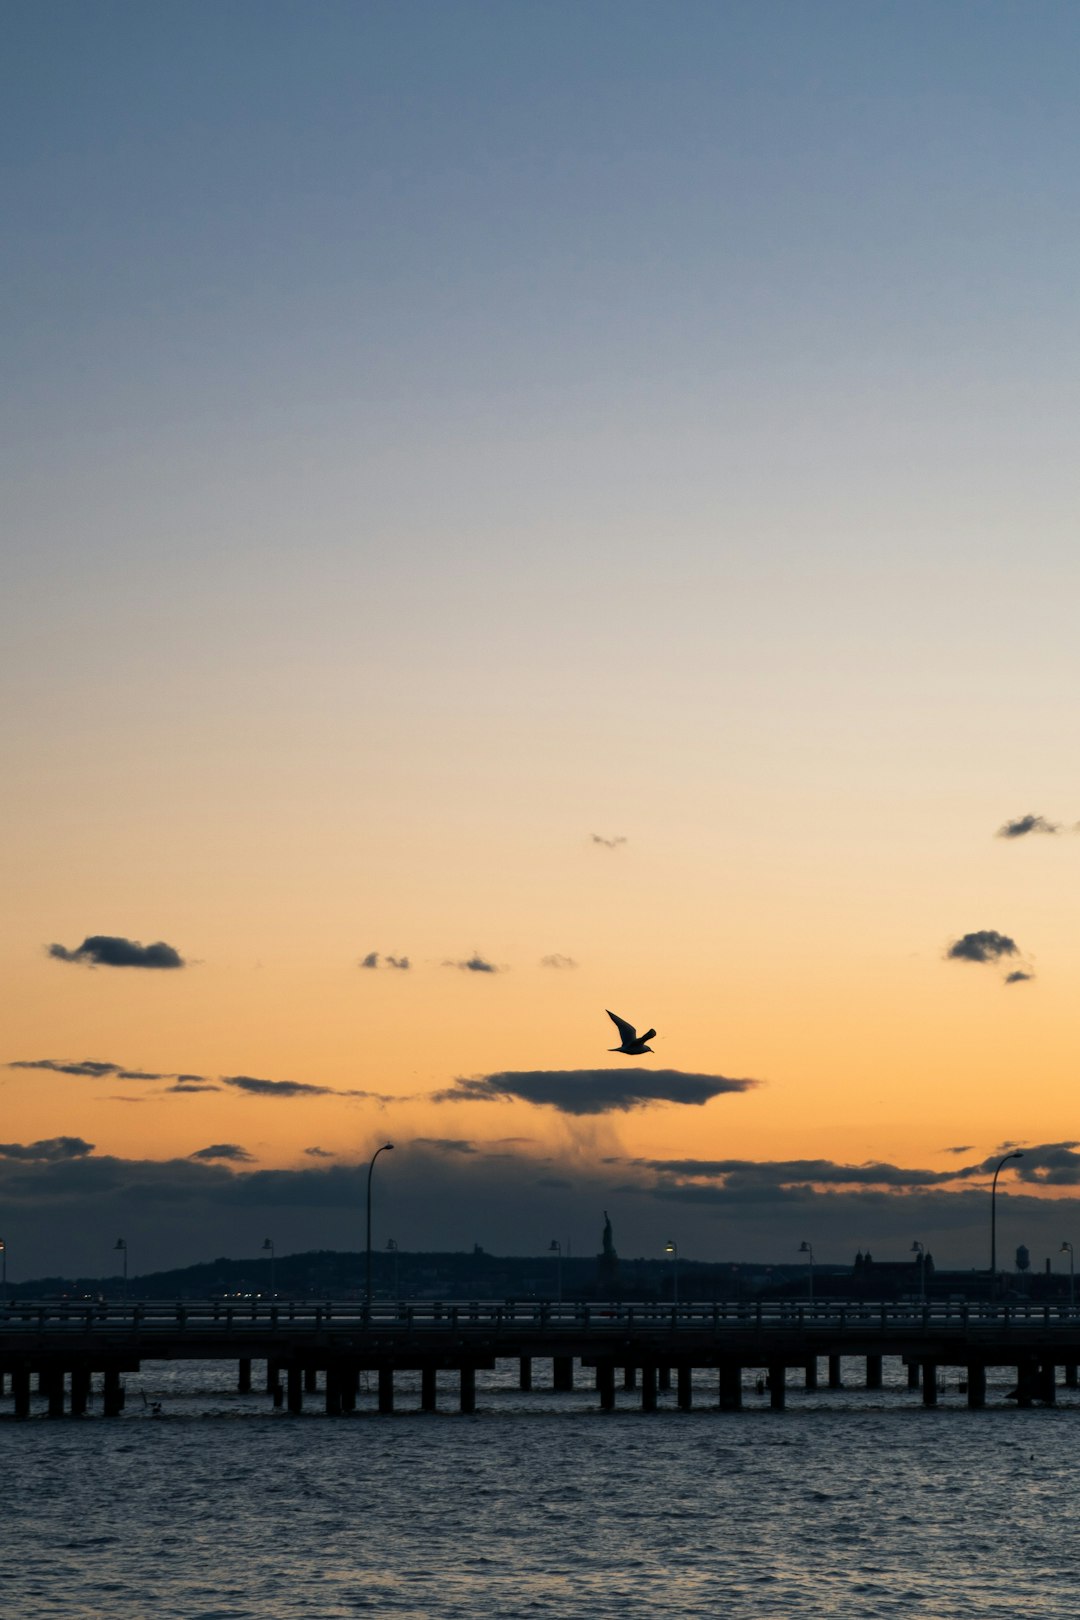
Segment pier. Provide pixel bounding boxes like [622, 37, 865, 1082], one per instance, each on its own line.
[3, 1298, 1079, 1417]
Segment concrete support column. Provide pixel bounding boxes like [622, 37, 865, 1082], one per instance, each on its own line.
[12, 1368, 31, 1419]
[103, 1367, 123, 1417]
[70, 1366, 91, 1417]
[804, 1358, 818, 1391]
[657, 1365, 671, 1393]
[1038, 1362, 1056, 1405]
[237, 1358, 252, 1394]
[865, 1355, 883, 1390]
[623, 1365, 637, 1391]
[341, 1366, 358, 1413]
[769, 1366, 786, 1410]
[325, 1367, 342, 1416]
[378, 1367, 394, 1414]
[421, 1366, 437, 1413]
[552, 1355, 574, 1392]
[273, 1377, 285, 1409]
[1065, 1362, 1078, 1389]
[287, 1365, 303, 1414]
[677, 1364, 693, 1411]
[641, 1364, 657, 1413]
[1015, 1363, 1036, 1408]
[719, 1363, 742, 1411]
[922, 1360, 938, 1406]
[304, 1366, 318, 1394]
[966, 1362, 986, 1409]
[597, 1362, 615, 1412]
[907, 1361, 920, 1390]
[828, 1354, 843, 1389]
[45, 1368, 65, 1418]
[460, 1365, 476, 1415]
[265, 1359, 280, 1394]
[519, 1355, 532, 1392]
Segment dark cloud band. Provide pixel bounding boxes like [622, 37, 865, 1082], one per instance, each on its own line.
[48, 935, 185, 969]
[434, 1068, 757, 1115]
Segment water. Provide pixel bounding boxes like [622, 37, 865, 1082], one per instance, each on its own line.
[2, 1358, 1078, 1618]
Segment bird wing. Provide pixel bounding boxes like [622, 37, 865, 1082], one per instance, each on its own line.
[639, 1028, 656, 1043]
[606, 1010, 636, 1042]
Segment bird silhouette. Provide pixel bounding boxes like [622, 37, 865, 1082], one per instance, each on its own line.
[606, 1010, 656, 1054]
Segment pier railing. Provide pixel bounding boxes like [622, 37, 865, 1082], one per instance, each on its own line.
[3, 1297, 1080, 1338]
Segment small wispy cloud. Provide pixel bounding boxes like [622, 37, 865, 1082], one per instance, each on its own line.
[444, 954, 500, 974]
[412, 1137, 478, 1155]
[996, 814, 1061, 839]
[222, 1074, 334, 1098]
[189, 1143, 254, 1163]
[167, 1082, 221, 1093]
[540, 954, 577, 970]
[1004, 970, 1034, 985]
[47, 935, 186, 969]
[434, 1068, 758, 1115]
[946, 930, 1019, 965]
[303, 1146, 335, 1158]
[360, 951, 411, 971]
[591, 834, 627, 850]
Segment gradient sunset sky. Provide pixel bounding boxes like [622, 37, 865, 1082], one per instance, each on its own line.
[4, 1, 1080, 1277]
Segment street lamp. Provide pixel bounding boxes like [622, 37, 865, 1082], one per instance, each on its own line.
[549, 1239, 563, 1303]
[665, 1240, 679, 1306]
[0, 1238, 6, 1290]
[365, 1143, 394, 1309]
[114, 1237, 128, 1302]
[798, 1241, 814, 1300]
[386, 1238, 400, 1300]
[262, 1237, 276, 1298]
[1061, 1242, 1075, 1309]
[990, 1150, 1023, 1299]
[911, 1241, 925, 1303]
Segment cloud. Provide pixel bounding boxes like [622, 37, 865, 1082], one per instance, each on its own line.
[590, 834, 627, 850]
[361, 952, 410, 971]
[444, 954, 500, 974]
[1004, 970, 1034, 985]
[222, 1074, 334, 1098]
[636, 1156, 965, 1191]
[540, 954, 577, 969]
[0, 1137, 95, 1161]
[189, 1144, 255, 1164]
[945, 930, 1019, 965]
[433, 1068, 758, 1115]
[167, 1082, 221, 1093]
[47, 935, 185, 969]
[412, 1137, 478, 1155]
[944, 1145, 974, 1155]
[996, 813, 1061, 839]
[359, 951, 380, 969]
[10, 1058, 125, 1078]
[303, 1146, 335, 1158]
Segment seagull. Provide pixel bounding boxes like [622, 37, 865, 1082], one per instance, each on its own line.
[606, 1010, 656, 1055]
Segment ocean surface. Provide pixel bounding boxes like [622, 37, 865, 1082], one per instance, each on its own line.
[2, 1356, 1077, 1619]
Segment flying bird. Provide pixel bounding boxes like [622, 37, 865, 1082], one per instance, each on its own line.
[606, 1010, 656, 1055]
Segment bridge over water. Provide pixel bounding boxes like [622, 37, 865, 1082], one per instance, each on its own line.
[2, 1298, 1078, 1417]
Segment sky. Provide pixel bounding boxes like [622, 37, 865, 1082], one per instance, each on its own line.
[3, 0, 1080, 1280]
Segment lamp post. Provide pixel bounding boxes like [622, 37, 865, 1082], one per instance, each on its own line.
[114, 1237, 128, 1302]
[665, 1240, 679, 1306]
[0, 1238, 6, 1290]
[365, 1142, 394, 1309]
[990, 1150, 1023, 1299]
[387, 1238, 399, 1300]
[798, 1241, 814, 1300]
[549, 1239, 563, 1302]
[911, 1240, 925, 1303]
[262, 1237, 276, 1298]
[1062, 1242, 1075, 1309]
